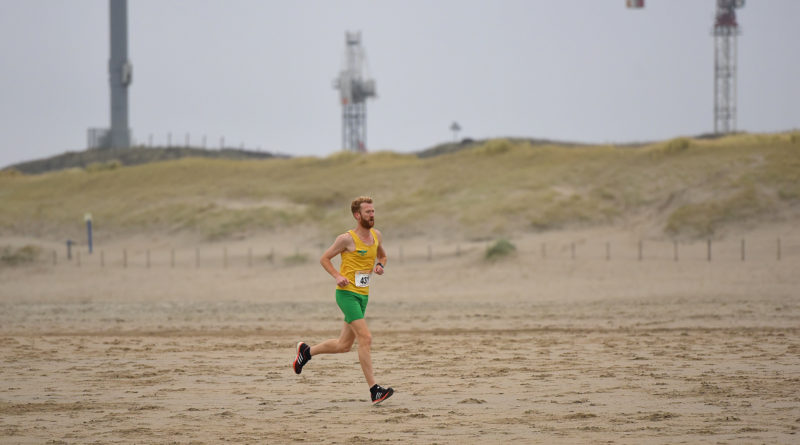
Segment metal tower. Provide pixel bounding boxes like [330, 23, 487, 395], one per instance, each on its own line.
[333, 32, 376, 153]
[109, 0, 133, 148]
[90, 0, 132, 149]
[713, 0, 744, 134]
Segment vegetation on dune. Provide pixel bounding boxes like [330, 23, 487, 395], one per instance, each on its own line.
[665, 185, 774, 239]
[1, 245, 42, 266]
[85, 160, 123, 173]
[485, 239, 517, 261]
[1, 132, 798, 242]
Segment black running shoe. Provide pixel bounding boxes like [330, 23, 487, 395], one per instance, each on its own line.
[292, 342, 311, 374]
[370, 384, 394, 405]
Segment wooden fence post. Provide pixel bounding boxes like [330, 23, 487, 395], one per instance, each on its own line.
[741, 239, 745, 262]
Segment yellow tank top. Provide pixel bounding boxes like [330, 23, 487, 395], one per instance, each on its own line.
[339, 228, 379, 295]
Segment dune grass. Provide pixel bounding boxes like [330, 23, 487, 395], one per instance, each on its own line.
[485, 239, 517, 261]
[1, 132, 798, 242]
[1, 245, 42, 266]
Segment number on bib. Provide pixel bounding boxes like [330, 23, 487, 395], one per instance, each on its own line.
[355, 271, 371, 288]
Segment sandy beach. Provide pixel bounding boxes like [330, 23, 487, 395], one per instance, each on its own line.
[1, 227, 799, 444]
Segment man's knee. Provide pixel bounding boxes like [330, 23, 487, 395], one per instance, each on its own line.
[357, 331, 372, 348]
[336, 340, 353, 353]
[349, 319, 372, 347]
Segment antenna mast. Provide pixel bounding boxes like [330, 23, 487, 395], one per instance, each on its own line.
[713, 0, 744, 134]
[334, 32, 376, 152]
[627, 0, 745, 135]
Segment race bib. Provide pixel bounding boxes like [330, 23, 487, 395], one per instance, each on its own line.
[354, 270, 371, 288]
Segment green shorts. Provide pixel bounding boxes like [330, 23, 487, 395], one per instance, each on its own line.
[336, 289, 369, 323]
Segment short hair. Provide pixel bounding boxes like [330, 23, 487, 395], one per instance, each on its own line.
[351, 196, 373, 214]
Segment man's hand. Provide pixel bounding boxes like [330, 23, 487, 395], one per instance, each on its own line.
[336, 275, 350, 287]
[374, 263, 384, 275]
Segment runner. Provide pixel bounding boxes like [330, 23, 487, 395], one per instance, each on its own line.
[292, 196, 394, 405]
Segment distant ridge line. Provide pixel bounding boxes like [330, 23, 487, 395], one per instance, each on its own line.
[4, 132, 737, 174]
[415, 137, 589, 158]
[5, 147, 284, 175]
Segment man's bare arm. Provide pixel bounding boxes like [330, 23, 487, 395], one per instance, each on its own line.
[320, 233, 352, 287]
[374, 229, 387, 275]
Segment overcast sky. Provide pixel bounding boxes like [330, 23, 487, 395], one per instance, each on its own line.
[1, 0, 798, 168]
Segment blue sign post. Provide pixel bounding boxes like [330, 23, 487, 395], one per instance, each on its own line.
[85, 213, 93, 254]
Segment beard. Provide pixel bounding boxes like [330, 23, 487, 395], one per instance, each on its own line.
[359, 216, 374, 229]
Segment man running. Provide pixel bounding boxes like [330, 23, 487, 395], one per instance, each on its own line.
[292, 196, 394, 405]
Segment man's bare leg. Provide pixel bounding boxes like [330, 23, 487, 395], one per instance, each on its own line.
[294, 323, 353, 374]
[310, 323, 355, 355]
[347, 319, 376, 388]
[295, 319, 392, 404]
[307, 320, 374, 387]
